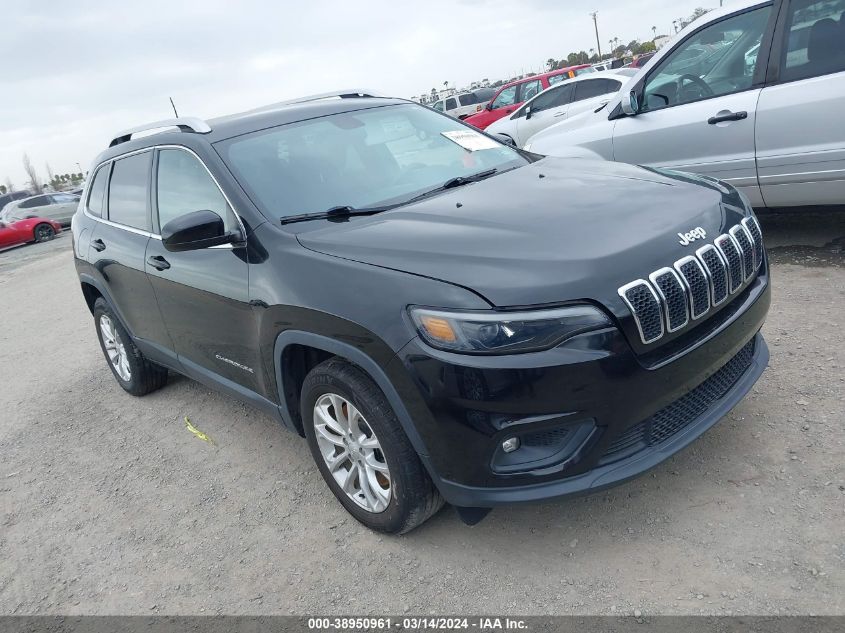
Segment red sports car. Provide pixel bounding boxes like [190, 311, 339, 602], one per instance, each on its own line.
[0, 217, 62, 249]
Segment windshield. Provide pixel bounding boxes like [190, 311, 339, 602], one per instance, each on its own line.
[217, 104, 526, 218]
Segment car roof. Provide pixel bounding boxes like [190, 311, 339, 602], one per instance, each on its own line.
[92, 95, 410, 166]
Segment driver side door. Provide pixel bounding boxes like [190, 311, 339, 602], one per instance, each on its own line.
[611, 3, 776, 207]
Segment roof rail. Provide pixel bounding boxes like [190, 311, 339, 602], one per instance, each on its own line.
[248, 89, 384, 113]
[108, 117, 212, 148]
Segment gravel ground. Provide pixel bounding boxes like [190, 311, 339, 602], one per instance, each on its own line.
[0, 213, 843, 616]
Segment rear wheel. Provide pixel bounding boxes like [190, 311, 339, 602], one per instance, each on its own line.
[301, 358, 444, 534]
[92, 298, 168, 396]
[33, 223, 54, 242]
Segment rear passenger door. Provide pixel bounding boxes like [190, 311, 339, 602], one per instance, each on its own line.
[86, 152, 173, 354]
[144, 147, 258, 392]
[755, 0, 845, 206]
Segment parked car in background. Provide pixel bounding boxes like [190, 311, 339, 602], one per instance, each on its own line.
[487, 70, 637, 147]
[628, 53, 655, 68]
[0, 190, 30, 213]
[0, 216, 62, 249]
[1, 192, 79, 226]
[527, 0, 845, 209]
[464, 65, 595, 130]
[430, 87, 496, 119]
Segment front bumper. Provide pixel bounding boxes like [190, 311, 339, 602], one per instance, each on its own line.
[390, 268, 770, 507]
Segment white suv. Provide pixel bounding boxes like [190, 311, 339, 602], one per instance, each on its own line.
[527, 0, 845, 209]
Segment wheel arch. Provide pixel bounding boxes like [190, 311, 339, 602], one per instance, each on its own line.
[77, 274, 136, 339]
[273, 330, 429, 459]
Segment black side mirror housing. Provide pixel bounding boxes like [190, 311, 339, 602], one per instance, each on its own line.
[485, 101, 493, 111]
[161, 210, 236, 252]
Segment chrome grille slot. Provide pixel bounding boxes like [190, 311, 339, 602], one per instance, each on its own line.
[742, 217, 763, 270]
[696, 244, 729, 306]
[715, 234, 744, 293]
[617, 220, 763, 345]
[618, 280, 663, 344]
[674, 256, 710, 319]
[730, 225, 754, 281]
[649, 268, 689, 332]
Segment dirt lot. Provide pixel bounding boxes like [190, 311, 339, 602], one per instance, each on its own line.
[1, 214, 843, 616]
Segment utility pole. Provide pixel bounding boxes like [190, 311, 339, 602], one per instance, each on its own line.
[590, 12, 602, 61]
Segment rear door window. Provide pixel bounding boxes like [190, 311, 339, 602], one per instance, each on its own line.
[780, 0, 845, 82]
[573, 79, 613, 102]
[445, 97, 457, 110]
[458, 93, 476, 106]
[108, 152, 151, 230]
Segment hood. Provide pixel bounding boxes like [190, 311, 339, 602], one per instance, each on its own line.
[296, 158, 741, 310]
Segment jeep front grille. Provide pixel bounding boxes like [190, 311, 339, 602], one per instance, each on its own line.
[618, 220, 763, 345]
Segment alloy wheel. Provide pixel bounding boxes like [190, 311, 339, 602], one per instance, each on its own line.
[99, 315, 131, 381]
[312, 393, 392, 513]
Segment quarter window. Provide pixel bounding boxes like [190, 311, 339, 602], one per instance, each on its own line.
[642, 5, 772, 111]
[156, 149, 235, 233]
[86, 166, 108, 217]
[780, 0, 845, 82]
[108, 152, 150, 230]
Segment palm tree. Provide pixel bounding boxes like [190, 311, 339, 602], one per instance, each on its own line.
[652, 25, 657, 40]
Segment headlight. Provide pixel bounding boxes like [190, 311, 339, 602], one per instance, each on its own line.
[409, 305, 612, 354]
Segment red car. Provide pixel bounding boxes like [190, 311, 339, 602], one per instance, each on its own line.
[463, 64, 594, 130]
[0, 217, 62, 249]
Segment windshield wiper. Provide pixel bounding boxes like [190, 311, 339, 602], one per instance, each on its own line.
[403, 168, 502, 205]
[442, 168, 499, 190]
[280, 205, 393, 225]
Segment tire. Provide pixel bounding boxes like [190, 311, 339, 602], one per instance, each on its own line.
[92, 297, 168, 396]
[33, 223, 54, 243]
[301, 358, 444, 534]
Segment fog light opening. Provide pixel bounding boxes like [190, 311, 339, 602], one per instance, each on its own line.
[502, 437, 520, 453]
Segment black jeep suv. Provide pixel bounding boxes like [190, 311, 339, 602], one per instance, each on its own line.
[72, 91, 770, 533]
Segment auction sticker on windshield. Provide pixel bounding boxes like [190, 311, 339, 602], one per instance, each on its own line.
[441, 130, 500, 151]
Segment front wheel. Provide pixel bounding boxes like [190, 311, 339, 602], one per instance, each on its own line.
[301, 358, 444, 534]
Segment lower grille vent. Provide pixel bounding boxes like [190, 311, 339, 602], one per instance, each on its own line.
[601, 338, 756, 462]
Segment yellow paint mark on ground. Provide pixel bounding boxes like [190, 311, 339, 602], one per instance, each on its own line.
[184, 417, 215, 445]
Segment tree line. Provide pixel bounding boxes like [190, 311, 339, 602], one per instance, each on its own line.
[1, 152, 85, 196]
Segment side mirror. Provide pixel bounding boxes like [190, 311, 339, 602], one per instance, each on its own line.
[485, 101, 493, 111]
[621, 89, 640, 115]
[492, 133, 516, 147]
[525, 105, 533, 120]
[161, 210, 236, 252]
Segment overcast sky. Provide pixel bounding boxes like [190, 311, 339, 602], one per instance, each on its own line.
[0, 0, 728, 187]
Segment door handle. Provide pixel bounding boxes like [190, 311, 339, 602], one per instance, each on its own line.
[91, 239, 106, 252]
[553, 111, 568, 117]
[146, 255, 170, 271]
[708, 110, 747, 124]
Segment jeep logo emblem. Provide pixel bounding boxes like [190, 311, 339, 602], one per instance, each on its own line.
[678, 227, 707, 246]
